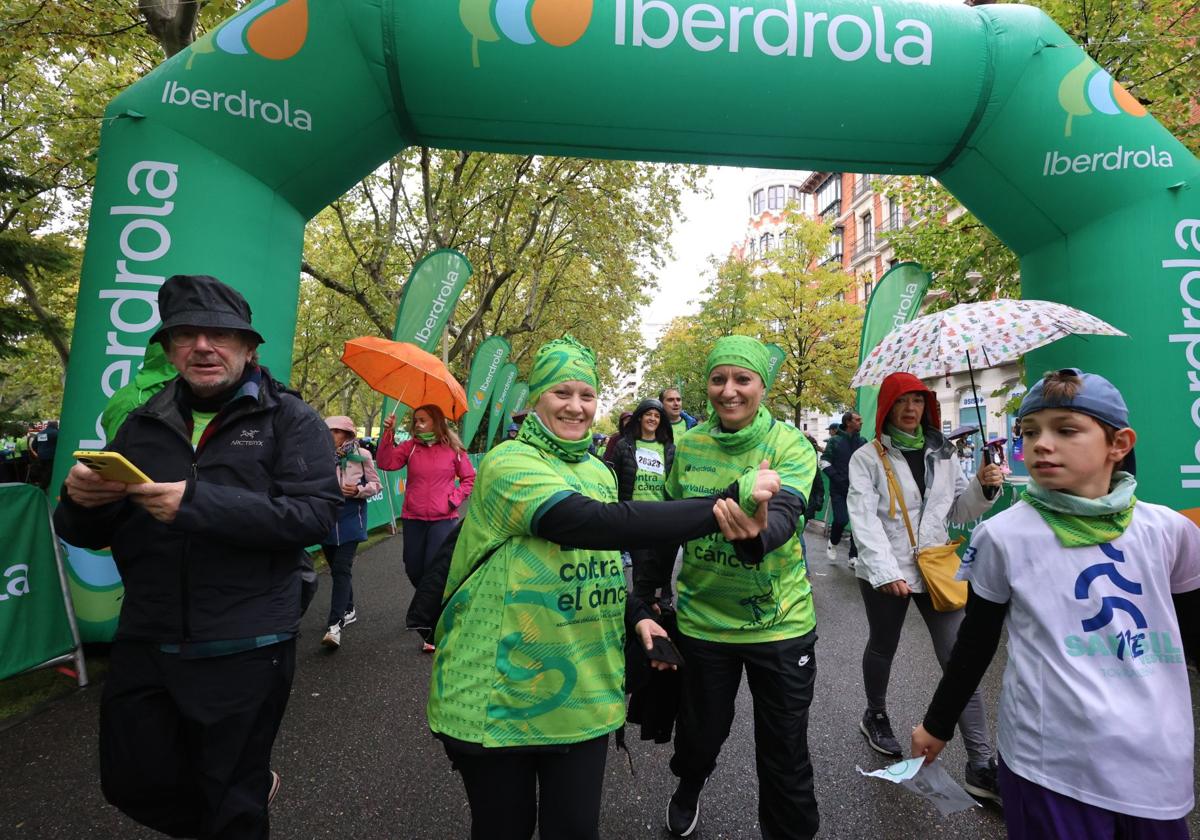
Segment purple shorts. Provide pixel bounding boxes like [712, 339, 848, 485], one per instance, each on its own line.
[998, 756, 1191, 840]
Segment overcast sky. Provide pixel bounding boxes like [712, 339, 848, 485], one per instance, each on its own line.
[639, 166, 748, 346]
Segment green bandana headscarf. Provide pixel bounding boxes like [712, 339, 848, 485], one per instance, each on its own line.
[706, 335, 770, 384]
[527, 335, 598, 402]
[1022, 472, 1138, 547]
[517, 412, 592, 463]
[885, 423, 925, 451]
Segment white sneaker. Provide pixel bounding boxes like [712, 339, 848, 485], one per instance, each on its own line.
[342, 609, 357, 626]
[321, 624, 341, 648]
[825, 541, 837, 562]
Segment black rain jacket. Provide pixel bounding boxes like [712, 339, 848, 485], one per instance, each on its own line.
[54, 369, 341, 643]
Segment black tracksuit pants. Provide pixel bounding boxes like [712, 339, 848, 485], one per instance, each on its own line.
[99, 639, 296, 840]
[670, 630, 820, 840]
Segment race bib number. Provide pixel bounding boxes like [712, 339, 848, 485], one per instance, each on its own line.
[635, 447, 664, 475]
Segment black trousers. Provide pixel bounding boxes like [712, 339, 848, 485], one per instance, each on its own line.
[670, 631, 819, 840]
[99, 639, 296, 840]
[829, 493, 857, 558]
[445, 735, 609, 840]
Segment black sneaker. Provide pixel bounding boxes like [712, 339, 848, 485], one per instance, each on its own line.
[859, 710, 903, 757]
[666, 777, 706, 837]
[964, 757, 1002, 804]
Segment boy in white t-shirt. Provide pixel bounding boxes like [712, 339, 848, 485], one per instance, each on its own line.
[911, 368, 1200, 838]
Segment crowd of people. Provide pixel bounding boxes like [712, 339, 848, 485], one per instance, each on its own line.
[46, 272, 1200, 840]
[1, 419, 59, 489]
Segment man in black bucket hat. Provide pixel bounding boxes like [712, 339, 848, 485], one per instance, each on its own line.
[55, 274, 341, 839]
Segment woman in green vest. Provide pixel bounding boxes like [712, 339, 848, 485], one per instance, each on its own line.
[425, 335, 780, 840]
[662, 335, 820, 840]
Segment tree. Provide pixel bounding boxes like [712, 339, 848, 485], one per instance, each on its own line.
[302, 151, 702, 397]
[882, 0, 1198, 303]
[641, 318, 709, 419]
[751, 215, 861, 424]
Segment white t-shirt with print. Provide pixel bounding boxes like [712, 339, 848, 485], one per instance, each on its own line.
[960, 500, 1200, 820]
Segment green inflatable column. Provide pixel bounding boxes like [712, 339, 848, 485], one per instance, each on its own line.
[55, 0, 406, 639]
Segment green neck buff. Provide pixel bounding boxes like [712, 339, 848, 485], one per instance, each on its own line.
[702, 405, 773, 456]
[886, 423, 925, 451]
[1022, 472, 1137, 547]
[416, 432, 437, 445]
[518, 412, 592, 463]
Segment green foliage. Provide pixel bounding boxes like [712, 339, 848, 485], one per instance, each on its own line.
[303, 151, 704, 405]
[644, 214, 861, 424]
[752, 215, 862, 422]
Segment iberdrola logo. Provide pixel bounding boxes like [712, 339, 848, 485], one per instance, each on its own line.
[474, 388, 488, 403]
[1057, 57, 1146, 137]
[188, 0, 309, 68]
[460, 0, 593, 68]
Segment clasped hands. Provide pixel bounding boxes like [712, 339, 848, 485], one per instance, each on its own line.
[64, 462, 186, 524]
[712, 459, 779, 542]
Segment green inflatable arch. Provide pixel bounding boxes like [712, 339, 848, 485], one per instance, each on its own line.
[57, 0, 1200, 637]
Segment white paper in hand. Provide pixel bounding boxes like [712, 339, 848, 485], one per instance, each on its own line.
[855, 758, 923, 783]
[858, 759, 979, 817]
[901, 763, 981, 816]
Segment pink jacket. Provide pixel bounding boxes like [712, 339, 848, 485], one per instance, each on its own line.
[375, 436, 475, 521]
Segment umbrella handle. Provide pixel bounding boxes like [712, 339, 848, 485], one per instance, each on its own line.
[965, 348, 1001, 501]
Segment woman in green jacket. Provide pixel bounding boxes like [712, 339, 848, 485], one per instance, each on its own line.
[425, 336, 779, 840]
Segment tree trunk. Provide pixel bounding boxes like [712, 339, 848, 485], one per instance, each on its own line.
[139, 0, 200, 58]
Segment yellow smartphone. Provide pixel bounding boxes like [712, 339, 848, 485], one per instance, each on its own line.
[73, 450, 152, 484]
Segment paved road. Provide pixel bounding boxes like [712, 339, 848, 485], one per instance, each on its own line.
[4, 528, 1197, 839]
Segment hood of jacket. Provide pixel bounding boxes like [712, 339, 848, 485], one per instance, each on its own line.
[875, 372, 941, 440]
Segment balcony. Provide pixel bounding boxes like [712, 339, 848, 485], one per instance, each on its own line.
[852, 177, 872, 200]
[819, 199, 841, 219]
[852, 238, 876, 264]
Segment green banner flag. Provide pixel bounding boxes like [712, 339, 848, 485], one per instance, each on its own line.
[0, 485, 77, 680]
[855, 262, 932, 437]
[764, 343, 786, 391]
[376, 249, 471, 527]
[381, 248, 472, 422]
[460, 336, 511, 449]
[502, 381, 529, 431]
[485, 364, 519, 450]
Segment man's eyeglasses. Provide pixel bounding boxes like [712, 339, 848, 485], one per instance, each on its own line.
[169, 327, 242, 348]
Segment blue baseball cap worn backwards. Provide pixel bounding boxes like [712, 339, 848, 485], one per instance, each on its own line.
[1018, 368, 1129, 429]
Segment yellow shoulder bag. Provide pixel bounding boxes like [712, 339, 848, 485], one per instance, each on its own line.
[872, 440, 966, 612]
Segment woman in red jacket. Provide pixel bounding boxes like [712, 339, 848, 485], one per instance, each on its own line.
[377, 404, 476, 650]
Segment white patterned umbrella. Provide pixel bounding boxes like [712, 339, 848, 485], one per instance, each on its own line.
[851, 299, 1126, 388]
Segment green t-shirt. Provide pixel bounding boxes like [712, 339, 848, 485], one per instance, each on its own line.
[191, 410, 218, 449]
[670, 418, 688, 439]
[667, 420, 817, 644]
[427, 441, 626, 748]
[632, 439, 666, 501]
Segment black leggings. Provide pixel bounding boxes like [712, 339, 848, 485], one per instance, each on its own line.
[445, 735, 609, 840]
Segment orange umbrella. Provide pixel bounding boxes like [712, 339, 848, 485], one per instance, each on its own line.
[341, 337, 468, 420]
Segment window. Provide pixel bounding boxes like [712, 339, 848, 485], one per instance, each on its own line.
[789, 185, 802, 202]
[753, 189, 765, 214]
[747, 237, 757, 256]
[778, 231, 789, 253]
[863, 276, 874, 301]
[761, 233, 774, 253]
[767, 185, 784, 210]
[859, 212, 873, 252]
[888, 197, 901, 231]
[816, 175, 841, 215]
[824, 226, 844, 263]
